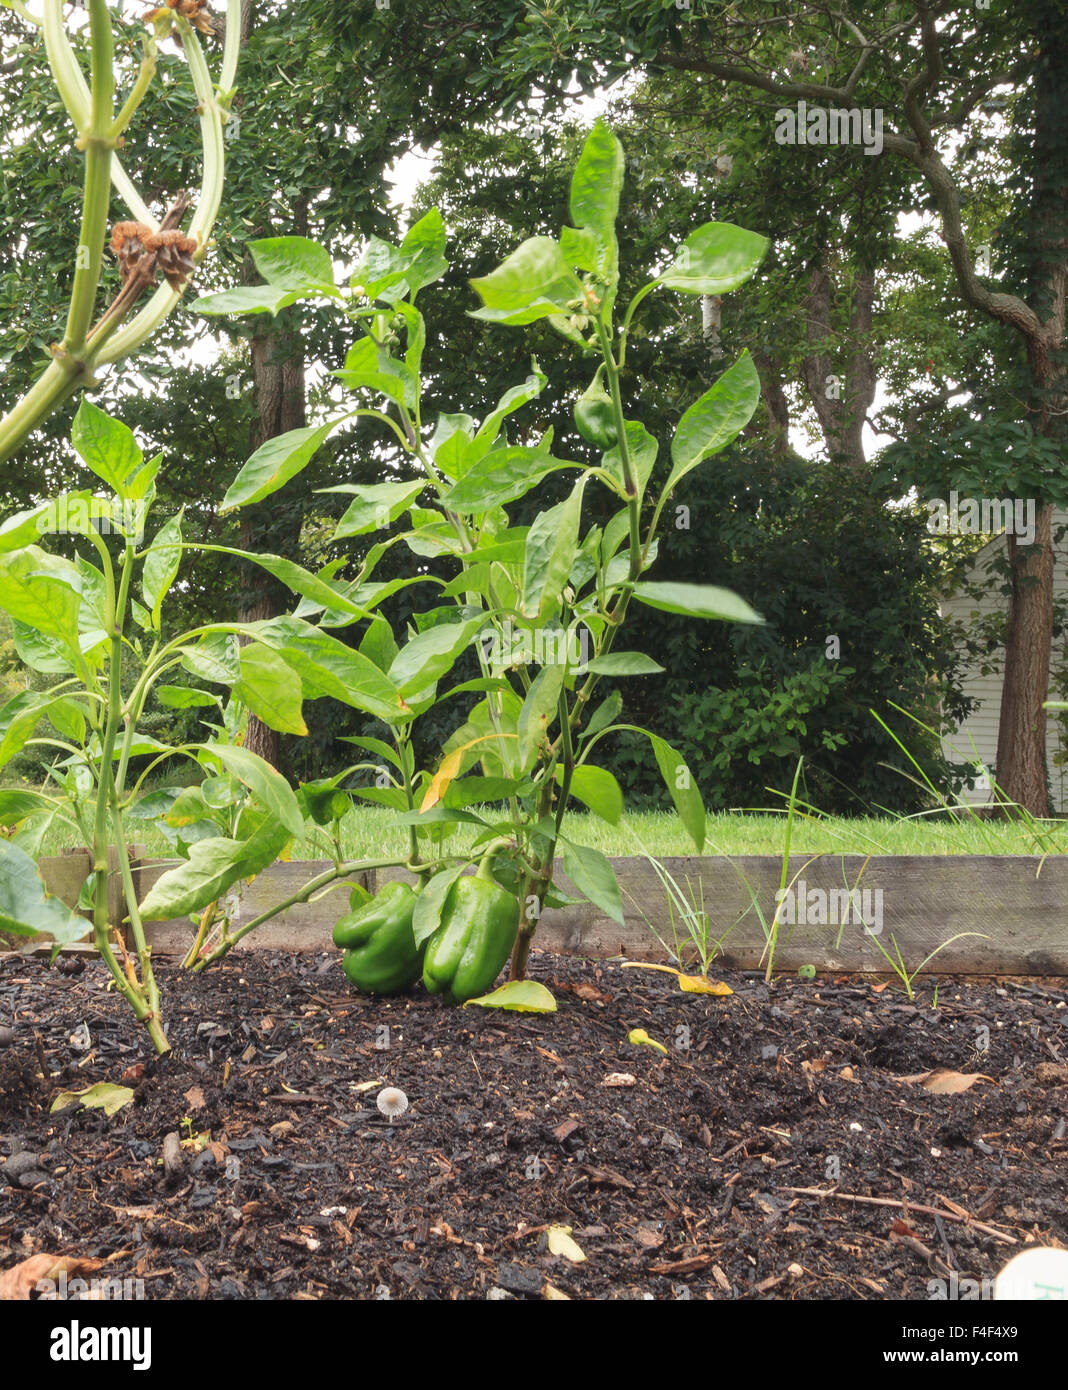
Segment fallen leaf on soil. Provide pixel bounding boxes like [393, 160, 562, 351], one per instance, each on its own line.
[50, 1083, 134, 1117]
[898, 1069, 996, 1094]
[0, 1254, 102, 1301]
[602, 1072, 636, 1087]
[552, 1119, 581, 1143]
[801, 1058, 827, 1075]
[891, 1218, 920, 1238]
[627, 1029, 668, 1055]
[546, 1225, 586, 1263]
[350, 1079, 385, 1094]
[183, 1085, 206, 1111]
[678, 974, 732, 996]
[543, 1283, 570, 1300]
[571, 981, 611, 1003]
[121, 1063, 144, 1086]
[463, 981, 557, 1013]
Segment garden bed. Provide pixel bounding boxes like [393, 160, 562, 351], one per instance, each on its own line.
[1, 950, 1065, 1300]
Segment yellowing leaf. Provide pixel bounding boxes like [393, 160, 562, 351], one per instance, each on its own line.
[628, 1028, 668, 1055]
[50, 1083, 134, 1117]
[463, 981, 557, 1013]
[547, 1225, 586, 1263]
[678, 974, 732, 996]
[543, 1282, 571, 1300]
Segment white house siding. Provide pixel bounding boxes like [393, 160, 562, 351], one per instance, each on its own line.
[939, 511, 1068, 812]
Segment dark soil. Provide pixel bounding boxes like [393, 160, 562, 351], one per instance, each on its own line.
[1, 951, 1066, 1301]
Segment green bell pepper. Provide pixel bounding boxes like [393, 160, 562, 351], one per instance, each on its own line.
[334, 880, 424, 996]
[422, 855, 520, 1004]
[573, 364, 618, 449]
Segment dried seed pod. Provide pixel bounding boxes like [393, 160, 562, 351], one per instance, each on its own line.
[110, 222, 155, 279]
[145, 229, 198, 289]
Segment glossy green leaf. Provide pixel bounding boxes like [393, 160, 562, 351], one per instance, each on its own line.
[192, 284, 305, 317]
[474, 370, 547, 449]
[233, 644, 308, 736]
[0, 840, 88, 945]
[557, 763, 623, 824]
[658, 222, 769, 295]
[568, 117, 623, 277]
[412, 865, 466, 947]
[668, 353, 761, 487]
[249, 236, 335, 292]
[71, 399, 142, 496]
[51, 1082, 135, 1117]
[328, 480, 425, 539]
[648, 734, 705, 853]
[443, 445, 570, 513]
[142, 510, 183, 630]
[585, 651, 664, 676]
[388, 615, 488, 697]
[203, 744, 304, 836]
[155, 686, 220, 710]
[138, 818, 292, 920]
[517, 664, 564, 773]
[221, 421, 340, 512]
[522, 476, 587, 620]
[247, 616, 409, 724]
[469, 237, 580, 325]
[0, 547, 81, 649]
[631, 582, 763, 624]
[333, 336, 417, 409]
[560, 838, 625, 926]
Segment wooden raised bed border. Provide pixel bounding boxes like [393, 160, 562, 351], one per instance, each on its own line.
[30, 853, 1068, 975]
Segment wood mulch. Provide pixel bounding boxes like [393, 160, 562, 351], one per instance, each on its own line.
[1, 951, 1065, 1300]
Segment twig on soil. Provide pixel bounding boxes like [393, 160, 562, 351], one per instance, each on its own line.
[776, 1186, 1017, 1245]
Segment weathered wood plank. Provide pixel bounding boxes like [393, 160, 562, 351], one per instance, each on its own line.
[129, 854, 1068, 974]
[137, 860, 370, 957]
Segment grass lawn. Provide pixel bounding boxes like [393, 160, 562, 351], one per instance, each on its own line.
[18, 801, 1066, 861]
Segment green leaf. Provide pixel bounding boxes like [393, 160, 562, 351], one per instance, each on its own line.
[155, 685, 220, 710]
[568, 117, 624, 277]
[648, 734, 705, 852]
[522, 475, 587, 620]
[297, 777, 352, 827]
[233, 644, 308, 736]
[463, 981, 557, 1013]
[388, 615, 488, 697]
[0, 840, 88, 945]
[412, 865, 466, 947]
[0, 547, 81, 649]
[142, 510, 183, 631]
[328, 480, 425, 539]
[203, 744, 304, 836]
[247, 616, 409, 724]
[399, 207, 448, 295]
[179, 632, 239, 686]
[585, 651, 664, 676]
[583, 689, 622, 741]
[71, 399, 142, 496]
[658, 222, 769, 295]
[249, 236, 335, 292]
[334, 336, 417, 409]
[51, 1083, 135, 1117]
[632, 582, 763, 624]
[560, 838, 625, 926]
[0, 692, 73, 767]
[517, 664, 564, 774]
[192, 284, 305, 317]
[0, 789, 56, 822]
[221, 421, 340, 512]
[668, 353, 761, 488]
[469, 236, 580, 325]
[443, 445, 570, 513]
[603, 422, 658, 497]
[557, 764, 623, 824]
[474, 370, 547, 449]
[138, 818, 291, 920]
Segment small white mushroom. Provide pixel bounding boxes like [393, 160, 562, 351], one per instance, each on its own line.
[377, 1086, 409, 1123]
